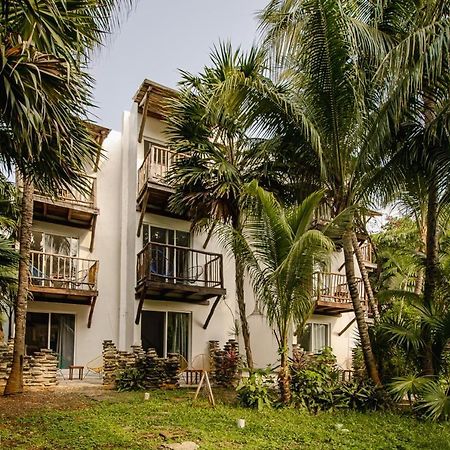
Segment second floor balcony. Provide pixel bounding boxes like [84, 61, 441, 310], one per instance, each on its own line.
[313, 272, 365, 315]
[32, 176, 98, 229]
[135, 242, 226, 308]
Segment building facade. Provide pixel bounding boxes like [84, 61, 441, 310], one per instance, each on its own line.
[4, 79, 375, 371]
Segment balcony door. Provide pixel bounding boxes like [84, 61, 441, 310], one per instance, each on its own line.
[30, 231, 79, 288]
[143, 225, 191, 284]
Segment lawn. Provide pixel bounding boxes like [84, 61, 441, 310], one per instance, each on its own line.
[1, 388, 449, 449]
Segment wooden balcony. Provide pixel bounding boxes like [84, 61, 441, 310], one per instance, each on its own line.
[29, 251, 99, 327]
[314, 272, 365, 315]
[32, 176, 98, 231]
[360, 242, 376, 269]
[136, 144, 187, 222]
[135, 242, 226, 323]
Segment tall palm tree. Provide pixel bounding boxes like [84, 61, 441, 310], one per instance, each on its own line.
[253, 0, 450, 384]
[166, 43, 288, 368]
[229, 183, 333, 403]
[1, 0, 134, 395]
[258, 0, 390, 384]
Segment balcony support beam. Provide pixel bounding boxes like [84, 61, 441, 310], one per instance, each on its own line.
[138, 87, 153, 143]
[137, 189, 149, 237]
[203, 295, 222, 330]
[87, 296, 97, 328]
[89, 214, 98, 252]
[135, 288, 146, 325]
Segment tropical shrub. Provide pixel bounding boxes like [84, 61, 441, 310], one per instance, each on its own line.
[292, 347, 385, 412]
[291, 347, 341, 412]
[389, 376, 450, 421]
[116, 367, 146, 392]
[214, 349, 241, 387]
[236, 368, 275, 411]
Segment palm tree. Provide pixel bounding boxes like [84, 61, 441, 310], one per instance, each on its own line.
[229, 182, 333, 403]
[253, 0, 450, 384]
[166, 43, 287, 369]
[258, 0, 390, 384]
[0, 0, 134, 395]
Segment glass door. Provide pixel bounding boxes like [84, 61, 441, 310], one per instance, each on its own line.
[25, 312, 75, 368]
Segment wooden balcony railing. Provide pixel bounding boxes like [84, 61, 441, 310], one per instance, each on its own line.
[136, 242, 224, 289]
[30, 251, 98, 291]
[137, 144, 183, 195]
[360, 242, 374, 265]
[314, 272, 364, 304]
[36, 176, 97, 209]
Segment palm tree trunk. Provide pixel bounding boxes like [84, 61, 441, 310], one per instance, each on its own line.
[351, 232, 380, 322]
[278, 332, 291, 404]
[343, 231, 381, 385]
[235, 255, 254, 369]
[414, 226, 427, 295]
[422, 180, 439, 375]
[4, 177, 34, 395]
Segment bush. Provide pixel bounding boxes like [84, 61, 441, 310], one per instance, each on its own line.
[389, 376, 450, 421]
[292, 347, 385, 412]
[236, 368, 274, 411]
[116, 366, 146, 392]
[214, 349, 240, 387]
[291, 347, 341, 412]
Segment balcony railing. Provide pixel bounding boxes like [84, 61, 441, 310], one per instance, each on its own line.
[137, 144, 183, 195]
[136, 242, 224, 289]
[360, 242, 374, 265]
[314, 272, 364, 304]
[30, 251, 98, 291]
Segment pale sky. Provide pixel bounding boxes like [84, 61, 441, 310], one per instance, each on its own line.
[89, 0, 268, 131]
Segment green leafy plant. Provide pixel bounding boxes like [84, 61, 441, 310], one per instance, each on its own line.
[389, 376, 450, 421]
[116, 367, 146, 392]
[236, 368, 275, 411]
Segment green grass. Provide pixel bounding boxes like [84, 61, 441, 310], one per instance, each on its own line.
[1, 389, 450, 449]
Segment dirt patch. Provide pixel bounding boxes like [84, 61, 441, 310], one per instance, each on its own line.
[0, 384, 116, 420]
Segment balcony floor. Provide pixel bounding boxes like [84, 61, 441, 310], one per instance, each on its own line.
[33, 195, 98, 228]
[30, 285, 98, 304]
[137, 182, 189, 219]
[314, 299, 354, 316]
[136, 279, 226, 305]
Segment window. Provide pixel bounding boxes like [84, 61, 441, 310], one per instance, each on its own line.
[141, 311, 190, 361]
[31, 231, 79, 256]
[299, 323, 330, 354]
[25, 312, 75, 368]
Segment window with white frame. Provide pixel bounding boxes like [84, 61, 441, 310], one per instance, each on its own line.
[299, 322, 331, 354]
[141, 310, 191, 361]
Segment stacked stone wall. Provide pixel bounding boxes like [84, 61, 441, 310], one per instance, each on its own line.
[0, 340, 58, 391]
[102, 341, 180, 389]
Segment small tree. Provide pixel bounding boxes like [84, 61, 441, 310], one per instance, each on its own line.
[231, 182, 333, 403]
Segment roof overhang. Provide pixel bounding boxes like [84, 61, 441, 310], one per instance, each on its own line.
[133, 79, 178, 120]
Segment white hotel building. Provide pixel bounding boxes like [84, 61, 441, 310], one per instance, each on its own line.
[4, 80, 375, 371]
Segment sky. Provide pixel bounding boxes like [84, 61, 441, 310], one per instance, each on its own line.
[89, 0, 268, 131]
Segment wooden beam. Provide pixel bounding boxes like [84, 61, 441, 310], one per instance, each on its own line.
[87, 296, 97, 328]
[138, 87, 152, 143]
[89, 214, 98, 252]
[338, 317, 356, 336]
[203, 295, 222, 330]
[137, 189, 149, 237]
[135, 288, 146, 325]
